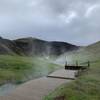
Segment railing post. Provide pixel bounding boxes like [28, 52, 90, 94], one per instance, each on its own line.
[76, 61, 78, 66]
[65, 61, 67, 70]
[88, 61, 90, 68]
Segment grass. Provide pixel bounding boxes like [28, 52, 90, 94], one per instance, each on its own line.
[44, 61, 100, 100]
[44, 48, 100, 100]
[0, 55, 61, 85]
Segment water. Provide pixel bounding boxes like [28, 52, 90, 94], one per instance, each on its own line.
[0, 83, 17, 96]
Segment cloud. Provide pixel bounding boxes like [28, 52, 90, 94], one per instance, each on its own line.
[0, 0, 100, 45]
[59, 11, 78, 24]
[85, 4, 100, 17]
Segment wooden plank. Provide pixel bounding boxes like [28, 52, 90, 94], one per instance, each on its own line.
[47, 76, 75, 80]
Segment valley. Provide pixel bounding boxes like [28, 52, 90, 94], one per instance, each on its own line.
[0, 37, 100, 100]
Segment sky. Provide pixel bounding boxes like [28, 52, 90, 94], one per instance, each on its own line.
[0, 0, 100, 46]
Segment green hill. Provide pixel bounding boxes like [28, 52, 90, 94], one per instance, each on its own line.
[85, 41, 100, 58]
[61, 41, 100, 64]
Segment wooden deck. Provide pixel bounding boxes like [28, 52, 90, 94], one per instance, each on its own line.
[48, 69, 78, 80]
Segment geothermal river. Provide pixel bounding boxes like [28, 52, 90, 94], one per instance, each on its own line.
[0, 83, 17, 96]
[0, 56, 66, 96]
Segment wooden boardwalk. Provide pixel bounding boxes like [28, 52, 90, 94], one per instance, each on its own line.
[48, 69, 77, 80]
[0, 69, 78, 100]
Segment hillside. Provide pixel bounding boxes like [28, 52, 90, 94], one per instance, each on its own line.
[0, 37, 22, 55]
[55, 41, 100, 66]
[85, 41, 100, 57]
[0, 37, 79, 56]
[44, 41, 100, 100]
[79, 41, 100, 60]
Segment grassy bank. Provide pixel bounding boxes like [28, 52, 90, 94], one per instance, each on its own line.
[0, 55, 61, 85]
[44, 61, 100, 100]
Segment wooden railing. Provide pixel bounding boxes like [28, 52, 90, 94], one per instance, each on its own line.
[65, 61, 90, 77]
[65, 61, 90, 70]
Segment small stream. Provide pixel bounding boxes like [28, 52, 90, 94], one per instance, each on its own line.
[0, 83, 17, 96]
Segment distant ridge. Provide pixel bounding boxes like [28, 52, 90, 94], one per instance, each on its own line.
[0, 37, 79, 56]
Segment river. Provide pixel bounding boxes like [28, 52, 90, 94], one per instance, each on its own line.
[0, 83, 17, 96]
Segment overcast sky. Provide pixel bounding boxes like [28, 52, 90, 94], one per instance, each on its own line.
[0, 0, 100, 46]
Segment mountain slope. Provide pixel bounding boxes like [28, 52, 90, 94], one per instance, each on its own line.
[85, 41, 100, 55]
[0, 37, 23, 55]
[0, 37, 79, 56]
[56, 41, 100, 65]
[14, 37, 79, 56]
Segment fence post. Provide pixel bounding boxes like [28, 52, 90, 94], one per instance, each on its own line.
[76, 61, 78, 66]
